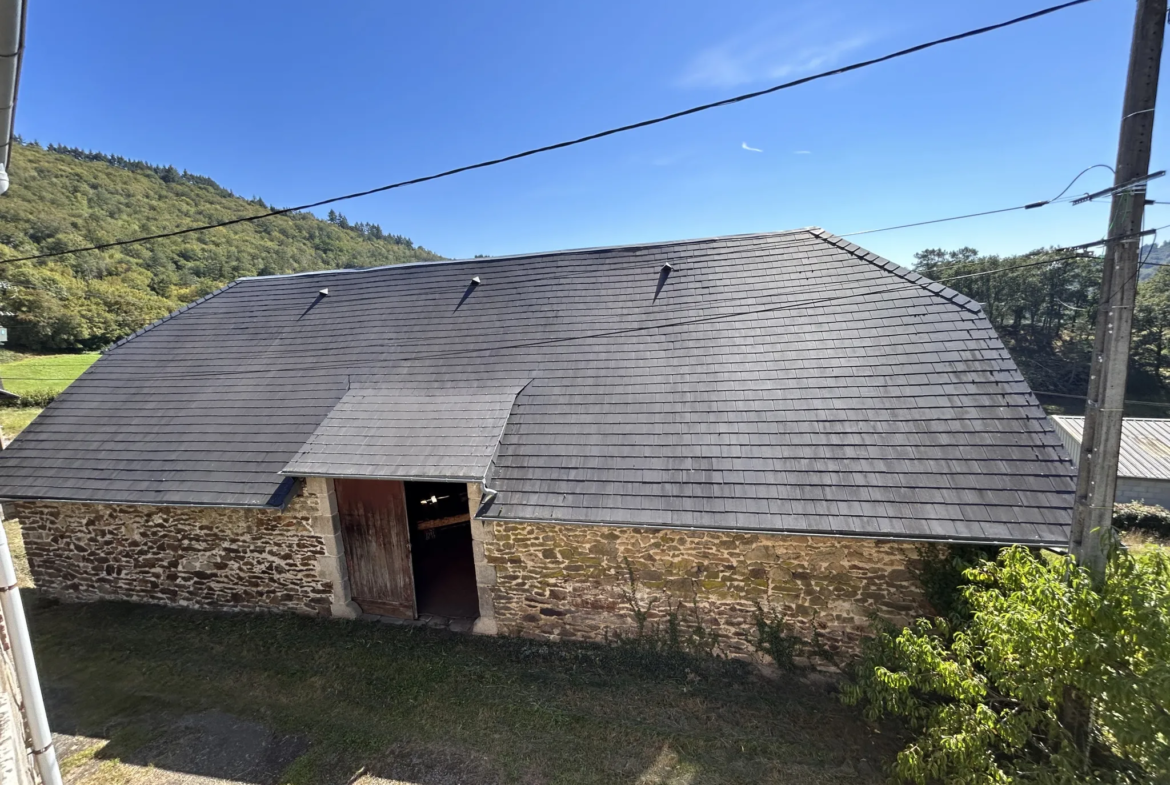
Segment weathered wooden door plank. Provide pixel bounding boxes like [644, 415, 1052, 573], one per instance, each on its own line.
[335, 478, 416, 618]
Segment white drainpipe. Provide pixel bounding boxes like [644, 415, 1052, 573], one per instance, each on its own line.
[0, 519, 61, 785]
[0, 0, 25, 182]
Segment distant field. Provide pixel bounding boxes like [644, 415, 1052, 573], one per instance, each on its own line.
[0, 407, 43, 440]
[0, 352, 99, 440]
[0, 352, 99, 399]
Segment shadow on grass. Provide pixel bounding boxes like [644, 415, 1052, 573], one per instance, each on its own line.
[27, 593, 899, 784]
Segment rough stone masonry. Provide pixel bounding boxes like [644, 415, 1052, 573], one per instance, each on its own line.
[480, 521, 929, 658]
[13, 477, 929, 658]
[12, 478, 357, 618]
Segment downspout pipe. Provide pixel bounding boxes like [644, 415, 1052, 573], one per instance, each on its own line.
[0, 517, 61, 785]
[0, 0, 26, 190]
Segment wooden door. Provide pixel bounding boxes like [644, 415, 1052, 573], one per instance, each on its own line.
[334, 478, 416, 618]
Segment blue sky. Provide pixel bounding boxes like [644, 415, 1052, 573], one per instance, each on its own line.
[13, 0, 1165, 265]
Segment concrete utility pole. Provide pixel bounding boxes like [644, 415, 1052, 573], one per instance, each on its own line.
[1062, 0, 1166, 764]
[1069, 0, 1166, 583]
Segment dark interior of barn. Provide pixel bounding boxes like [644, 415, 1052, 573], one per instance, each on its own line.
[403, 481, 479, 619]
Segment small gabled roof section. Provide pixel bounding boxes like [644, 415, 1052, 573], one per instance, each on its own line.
[282, 381, 527, 482]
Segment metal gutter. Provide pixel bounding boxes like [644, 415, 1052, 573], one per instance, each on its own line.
[278, 470, 480, 484]
[0, 0, 24, 171]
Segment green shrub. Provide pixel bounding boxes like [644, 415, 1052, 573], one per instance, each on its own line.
[2, 388, 57, 408]
[842, 545, 1170, 784]
[1113, 501, 1170, 539]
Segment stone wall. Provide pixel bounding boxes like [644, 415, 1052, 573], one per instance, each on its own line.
[12, 478, 929, 657]
[480, 521, 927, 658]
[13, 478, 358, 618]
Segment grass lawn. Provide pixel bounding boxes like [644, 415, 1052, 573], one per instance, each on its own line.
[25, 596, 899, 785]
[0, 351, 97, 440]
[0, 351, 99, 399]
[0, 406, 43, 440]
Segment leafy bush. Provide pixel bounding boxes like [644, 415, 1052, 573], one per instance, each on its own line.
[5, 388, 57, 408]
[1113, 501, 1170, 539]
[842, 545, 1170, 784]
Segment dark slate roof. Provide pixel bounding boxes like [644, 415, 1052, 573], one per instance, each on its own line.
[0, 229, 1076, 544]
[282, 382, 527, 481]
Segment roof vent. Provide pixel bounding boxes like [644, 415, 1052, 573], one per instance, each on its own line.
[318, 288, 329, 296]
[470, 276, 482, 285]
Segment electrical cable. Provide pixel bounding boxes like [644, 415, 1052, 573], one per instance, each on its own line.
[0, 0, 1098, 265]
[0, 245, 1110, 383]
[839, 205, 1033, 237]
[825, 162, 1118, 238]
[1032, 390, 1170, 408]
[1047, 163, 1116, 203]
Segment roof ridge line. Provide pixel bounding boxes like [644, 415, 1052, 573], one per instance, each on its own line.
[102, 280, 242, 354]
[231, 228, 812, 283]
[806, 228, 984, 315]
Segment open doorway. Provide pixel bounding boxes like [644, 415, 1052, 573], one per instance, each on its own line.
[403, 481, 479, 620]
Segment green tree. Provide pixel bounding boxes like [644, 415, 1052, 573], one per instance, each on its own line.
[915, 247, 1169, 397]
[1133, 265, 1170, 386]
[843, 546, 1170, 784]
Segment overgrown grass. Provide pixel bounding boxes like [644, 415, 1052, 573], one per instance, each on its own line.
[27, 597, 898, 784]
[0, 352, 99, 403]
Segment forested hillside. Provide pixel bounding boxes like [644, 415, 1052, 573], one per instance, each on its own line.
[915, 247, 1170, 402]
[0, 141, 442, 350]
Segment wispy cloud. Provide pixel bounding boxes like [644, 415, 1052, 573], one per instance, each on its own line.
[742, 142, 763, 153]
[677, 10, 873, 90]
[793, 150, 811, 155]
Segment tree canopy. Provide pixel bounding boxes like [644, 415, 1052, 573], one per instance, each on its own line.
[0, 141, 442, 350]
[914, 247, 1170, 400]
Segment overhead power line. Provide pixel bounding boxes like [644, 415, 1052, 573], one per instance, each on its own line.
[0, 241, 1120, 383]
[840, 205, 1035, 238]
[839, 163, 1122, 237]
[0, 0, 1097, 265]
[1047, 164, 1116, 203]
[1032, 390, 1170, 408]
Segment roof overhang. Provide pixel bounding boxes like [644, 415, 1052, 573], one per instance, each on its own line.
[280, 381, 527, 483]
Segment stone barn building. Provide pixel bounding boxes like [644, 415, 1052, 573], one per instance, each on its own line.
[0, 230, 1076, 656]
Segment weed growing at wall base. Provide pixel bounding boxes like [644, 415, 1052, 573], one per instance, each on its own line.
[609, 557, 727, 661]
